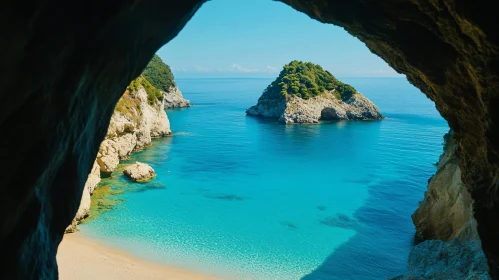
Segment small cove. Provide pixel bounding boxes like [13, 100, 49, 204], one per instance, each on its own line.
[81, 77, 449, 279]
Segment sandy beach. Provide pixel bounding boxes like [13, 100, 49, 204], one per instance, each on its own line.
[57, 233, 218, 280]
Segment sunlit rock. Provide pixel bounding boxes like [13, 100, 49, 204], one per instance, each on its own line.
[123, 162, 156, 182]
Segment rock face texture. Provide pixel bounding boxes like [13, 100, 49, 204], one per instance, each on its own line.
[247, 61, 382, 124]
[392, 239, 489, 280]
[65, 162, 101, 233]
[163, 86, 191, 108]
[247, 90, 382, 124]
[123, 162, 156, 182]
[97, 85, 171, 178]
[393, 132, 488, 279]
[67, 82, 171, 231]
[2, 0, 499, 279]
[412, 132, 477, 241]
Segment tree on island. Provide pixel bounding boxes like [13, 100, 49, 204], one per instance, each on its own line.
[142, 54, 176, 92]
[264, 60, 356, 100]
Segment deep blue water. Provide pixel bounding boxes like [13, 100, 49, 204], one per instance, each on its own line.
[81, 78, 449, 279]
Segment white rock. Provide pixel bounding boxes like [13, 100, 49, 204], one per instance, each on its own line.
[68, 81, 174, 233]
[135, 88, 172, 150]
[123, 162, 156, 182]
[247, 90, 383, 124]
[66, 161, 102, 233]
[163, 86, 191, 108]
[95, 87, 171, 175]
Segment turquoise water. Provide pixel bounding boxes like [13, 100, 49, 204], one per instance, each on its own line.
[81, 78, 449, 279]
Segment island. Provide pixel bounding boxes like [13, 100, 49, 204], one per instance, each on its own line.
[246, 60, 383, 124]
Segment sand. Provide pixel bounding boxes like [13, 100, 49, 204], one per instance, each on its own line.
[57, 233, 219, 280]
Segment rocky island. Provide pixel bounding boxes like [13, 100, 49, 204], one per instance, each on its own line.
[246, 60, 382, 124]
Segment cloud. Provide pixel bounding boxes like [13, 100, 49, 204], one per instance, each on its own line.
[350, 68, 403, 77]
[374, 69, 397, 74]
[264, 65, 279, 73]
[179, 64, 281, 74]
[194, 66, 212, 72]
[229, 64, 259, 73]
[172, 67, 188, 72]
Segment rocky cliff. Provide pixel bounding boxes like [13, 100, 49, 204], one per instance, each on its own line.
[65, 55, 190, 232]
[163, 85, 191, 108]
[246, 61, 382, 124]
[142, 54, 190, 109]
[412, 131, 477, 241]
[66, 77, 173, 232]
[393, 132, 488, 279]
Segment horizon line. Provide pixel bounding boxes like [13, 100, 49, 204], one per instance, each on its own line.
[174, 76, 406, 79]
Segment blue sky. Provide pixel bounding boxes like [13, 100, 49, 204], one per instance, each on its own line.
[157, 0, 402, 78]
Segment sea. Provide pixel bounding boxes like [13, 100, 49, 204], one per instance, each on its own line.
[80, 77, 449, 280]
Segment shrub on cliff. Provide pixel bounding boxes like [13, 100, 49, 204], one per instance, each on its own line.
[128, 76, 164, 105]
[142, 54, 176, 92]
[264, 60, 356, 100]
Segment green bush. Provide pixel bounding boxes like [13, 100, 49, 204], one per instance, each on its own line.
[264, 60, 357, 101]
[142, 54, 176, 92]
[127, 76, 164, 105]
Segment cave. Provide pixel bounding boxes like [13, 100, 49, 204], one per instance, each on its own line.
[320, 108, 340, 121]
[1, 0, 499, 278]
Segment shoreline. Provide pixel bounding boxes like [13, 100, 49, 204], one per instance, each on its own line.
[57, 232, 219, 280]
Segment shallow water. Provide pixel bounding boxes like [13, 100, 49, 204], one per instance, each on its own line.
[81, 77, 449, 279]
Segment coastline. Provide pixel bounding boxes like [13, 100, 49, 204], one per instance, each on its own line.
[57, 232, 219, 280]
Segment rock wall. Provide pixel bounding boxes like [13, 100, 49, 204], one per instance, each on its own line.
[412, 132, 477, 241]
[163, 86, 191, 108]
[247, 90, 382, 124]
[66, 85, 171, 232]
[392, 132, 488, 279]
[392, 239, 489, 280]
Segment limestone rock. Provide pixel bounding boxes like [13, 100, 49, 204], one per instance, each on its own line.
[247, 90, 382, 124]
[163, 86, 191, 108]
[412, 132, 477, 241]
[95, 87, 171, 176]
[64, 162, 101, 233]
[68, 83, 173, 232]
[135, 88, 172, 150]
[123, 162, 156, 182]
[391, 131, 485, 279]
[392, 239, 489, 280]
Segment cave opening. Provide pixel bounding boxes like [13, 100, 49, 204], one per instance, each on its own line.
[58, 1, 466, 280]
[1, 0, 498, 279]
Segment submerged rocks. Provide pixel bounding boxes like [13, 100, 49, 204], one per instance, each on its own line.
[392, 239, 489, 280]
[246, 61, 382, 124]
[123, 162, 156, 182]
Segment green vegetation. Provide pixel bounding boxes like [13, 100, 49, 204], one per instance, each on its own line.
[142, 54, 176, 92]
[127, 76, 164, 105]
[264, 60, 357, 100]
[127, 55, 175, 105]
[115, 91, 142, 123]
